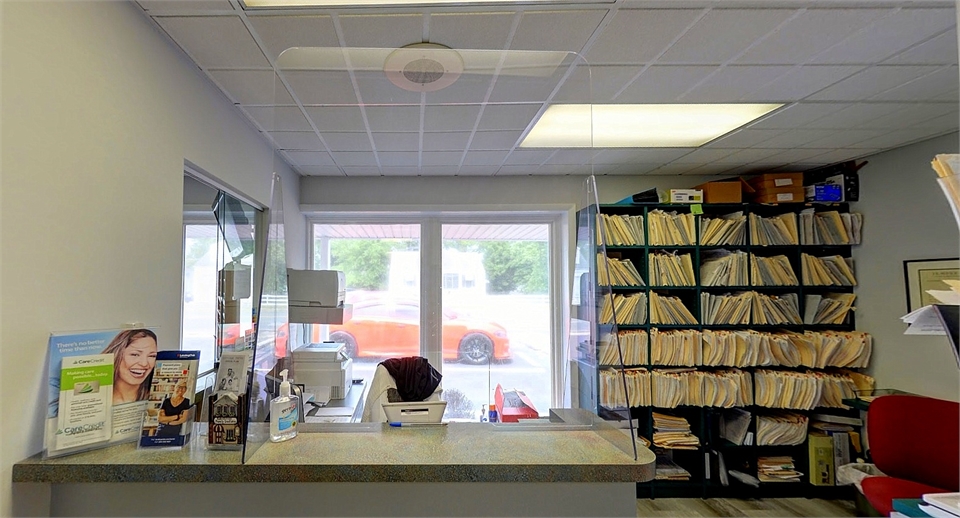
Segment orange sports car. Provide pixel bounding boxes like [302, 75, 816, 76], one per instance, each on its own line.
[324, 300, 510, 364]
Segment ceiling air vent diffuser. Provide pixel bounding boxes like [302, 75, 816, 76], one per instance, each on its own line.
[384, 43, 463, 93]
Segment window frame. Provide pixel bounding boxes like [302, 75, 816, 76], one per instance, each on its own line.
[307, 210, 568, 408]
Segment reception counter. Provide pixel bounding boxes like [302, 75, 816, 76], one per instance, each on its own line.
[14, 411, 655, 517]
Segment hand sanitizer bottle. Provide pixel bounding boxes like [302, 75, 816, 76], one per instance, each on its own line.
[270, 369, 298, 443]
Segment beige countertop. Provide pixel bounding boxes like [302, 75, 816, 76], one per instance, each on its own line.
[14, 412, 655, 484]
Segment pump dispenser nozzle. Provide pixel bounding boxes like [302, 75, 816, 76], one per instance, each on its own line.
[279, 369, 291, 397]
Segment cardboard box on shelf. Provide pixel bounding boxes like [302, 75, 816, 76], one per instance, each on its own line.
[747, 172, 804, 189]
[809, 433, 836, 485]
[751, 186, 805, 204]
[495, 384, 539, 423]
[694, 177, 754, 203]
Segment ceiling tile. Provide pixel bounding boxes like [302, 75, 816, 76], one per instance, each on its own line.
[298, 165, 343, 176]
[750, 129, 831, 148]
[647, 163, 702, 175]
[592, 148, 645, 164]
[658, 9, 796, 65]
[208, 70, 293, 105]
[377, 152, 420, 167]
[869, 102, 959, 129]
[801, 148, 877, 164]
[533, 165, 583, 175]
[373, 132, 421, 152]
[422, 73, 496, 105]
[853, 128, 947, 149]
[488, 72, 565, 103]
[353, 70, 421, 105]
[680, 65, 793, 102]
[320, 132, 372, 152]
[746, 103, 848, 130]
[457, 165, 501, 176]
[463, 150, 508, 166]
[811, 8, 957, 65]
[424, 105, 481, 132]
[712, 148, 788, 164]
[422, 152, 464, 166]
[341, 166, 382, 176]
[545, 149, 593, 165]
[510, 11, 606, 53]
[304, 106, 367, 133]
[884, 27, 959, 65]
[870, 66, 959, 102]
[364, 105, 421, 132]
[912, 111, 960, 133]
[705, 128, 783, 148]
[428, 13, 515, 51]
[669, 147, 738, 163]
[798, 129, 890, 149]
[339, 14, 424, 49]
[246, 15, 339, 61]
[241, 106, 311, 131]
[154, 16, 269, 68]
[283, 151, 335, 166]
[802, 103, 906, 130]
[628, 148, 696, 163]
[423, 132, 471, 152]
[419, 166, 459, 176]
[677, 163, 738, 175]
[587, 66, 644, 103]
[331, 151, 379, 166]
[469, 130, 523, 151]
[497, 165, 536, 175]
[734, 9, 891, 65]
[477, 104, 543, 131]
[283, 70, 360, 105]
[139, 1, 234, 11]
[807, 65, 941, 101]
[503, 149, 554, 165]
[615, 66, 716, 103]
[603, 163, 662, 175]
[380, 167, 422, 176]
[584, 9, 704, 65]
[742, 65, 864, 102]
[269, 131, 324, 150]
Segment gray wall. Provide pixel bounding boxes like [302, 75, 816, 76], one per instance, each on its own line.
[854, 132, 960, 401]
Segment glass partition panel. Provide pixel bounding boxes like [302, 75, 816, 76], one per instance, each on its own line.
[213, 192, 258, 362]
[243, 173, 288, 463]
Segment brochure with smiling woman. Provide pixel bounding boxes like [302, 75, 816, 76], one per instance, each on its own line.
[43, 327, 160, 459]
[139, 350, 200, 449]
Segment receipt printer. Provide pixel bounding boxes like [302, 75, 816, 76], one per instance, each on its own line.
[287, 269, 347, 324]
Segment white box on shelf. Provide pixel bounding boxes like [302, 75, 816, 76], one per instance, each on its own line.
[382, 400, 447, 424]
[668, 189, 704, 203]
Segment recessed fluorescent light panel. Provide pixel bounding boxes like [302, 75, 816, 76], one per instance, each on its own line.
[520, 104, 783, 148]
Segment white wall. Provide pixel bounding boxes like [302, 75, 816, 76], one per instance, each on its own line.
[854, 132, 960, 402]
[0, 2, 302, 515]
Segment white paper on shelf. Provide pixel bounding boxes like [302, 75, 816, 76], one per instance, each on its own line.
[901, 305, 948, 335]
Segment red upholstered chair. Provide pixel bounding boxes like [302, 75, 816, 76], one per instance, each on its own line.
[861, 395, 959, 516]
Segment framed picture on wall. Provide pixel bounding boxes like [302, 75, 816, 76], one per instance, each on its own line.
[904, 258, 960, 312]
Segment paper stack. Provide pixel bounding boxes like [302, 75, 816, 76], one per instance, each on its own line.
[651, 368, 752, 408]
[804, 293, 856, 325]
[799, 210, 862, 245]
[757, 456, 803, 482]
[599, 368, 651, 408]
[655, 452, 692, 481]
[804, 331, 872, 368]
[701, 250, 749, 286]
[756, 411, 808, 446]
[749, 213, 799, 246]
[702, 329, 762, 367]
[598, 329, 648, 366]
[648, 251, 696, 286]
[802, 254, 857, 286]
[720, 408, 752, 445]
[651, 328, 701, 366]
[599, 292, 647, 325]
[648, 210, 696, 245]
[649, 292, 698, 325]
[597, 254, 645, 286]
[699, 212, 746, 246]
[754, 370, 863, 409]
[652, 412, 700, 450]
[750, 254, 799, 286]
[701, 291, 753, 325]
[752, 292, 802, 325]
[597, 213, 644, 246]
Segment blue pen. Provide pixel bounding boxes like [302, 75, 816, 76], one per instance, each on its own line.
[389, 422, 447, 427]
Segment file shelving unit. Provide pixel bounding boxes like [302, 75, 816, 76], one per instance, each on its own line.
[574, 201, 863, 499]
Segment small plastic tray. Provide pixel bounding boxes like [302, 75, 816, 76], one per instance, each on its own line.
[382, 400, 446, 424]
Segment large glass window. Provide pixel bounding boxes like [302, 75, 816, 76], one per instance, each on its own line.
[182, 224, 220, 374]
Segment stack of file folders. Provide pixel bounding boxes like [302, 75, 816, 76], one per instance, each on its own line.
[652, 412, 700, 449]
[754, 369, 873, 409]
[699, 329, 873, 368]
[756, 411, 809, 445]
[751, 292, 802, 325]
[655, 453, 691, 481]
[652, 368, 753, 408]
[598, 330, 647, 366]
[648, 251, 696, 286]
[699, 212, 746, 246]
[649, 292, 698, 325]
[701, 291, 752, 325]
[599, 368, 651, 408]
[648, 210, 695, 245]
[757, 456, 803, 482]
[597, 213, 645, 246]
[700, 250, 749, 286]
[750, 254, 799, 286]
[804, 293, 856, 324]
[749, 213, 799, 246]
[799, 210, 862, 245]
[599, 293, 647, 324]
[802, 254, 857, 286]
[597, 254, 645, 286]
[804, 330, 872, 368]
[651, 328, 701, 366]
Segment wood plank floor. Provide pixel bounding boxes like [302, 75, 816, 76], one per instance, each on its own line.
[636, 498, 858, 517]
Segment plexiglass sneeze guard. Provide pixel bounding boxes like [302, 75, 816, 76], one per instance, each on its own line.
[258, 46, 597, 437]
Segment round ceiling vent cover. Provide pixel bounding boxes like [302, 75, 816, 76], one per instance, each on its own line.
[384, 43, 463, 93]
